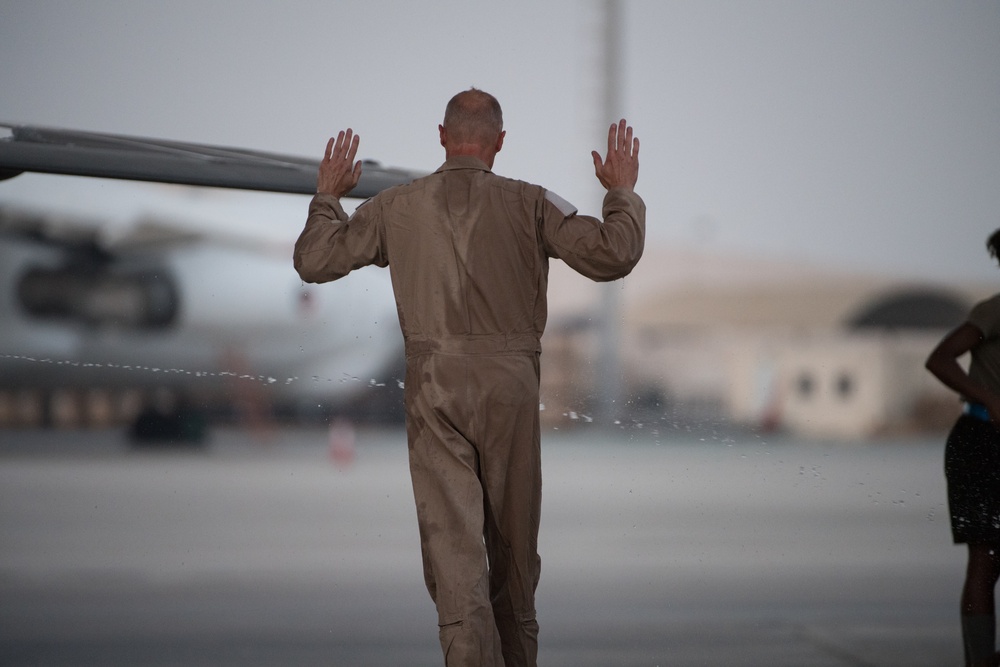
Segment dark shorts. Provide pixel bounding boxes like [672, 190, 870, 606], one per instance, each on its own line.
[945, 414, 1000, 544]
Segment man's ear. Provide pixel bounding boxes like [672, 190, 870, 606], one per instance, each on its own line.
[439, 124, 447, 148]
[495, 130, 505, 153]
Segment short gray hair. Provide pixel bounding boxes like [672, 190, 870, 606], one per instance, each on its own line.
[443, 88, 503, 146]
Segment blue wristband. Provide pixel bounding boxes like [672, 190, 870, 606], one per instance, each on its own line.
[964, 402, 991, 422]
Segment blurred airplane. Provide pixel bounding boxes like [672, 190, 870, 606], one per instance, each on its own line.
[0, 124, 422, 440]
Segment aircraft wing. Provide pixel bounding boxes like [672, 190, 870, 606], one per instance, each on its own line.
[0, 123, 415, 435]
[0, 123, 421, 198]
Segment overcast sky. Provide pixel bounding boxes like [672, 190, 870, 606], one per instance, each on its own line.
[2, 0, 999, 283]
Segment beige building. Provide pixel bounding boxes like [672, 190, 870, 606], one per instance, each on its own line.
[541, 244, 993, 440]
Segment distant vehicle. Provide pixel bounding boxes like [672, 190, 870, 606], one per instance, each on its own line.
[0, 124, 423, 440]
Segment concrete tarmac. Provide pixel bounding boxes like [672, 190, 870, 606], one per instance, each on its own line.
[0, 425, 964, 666]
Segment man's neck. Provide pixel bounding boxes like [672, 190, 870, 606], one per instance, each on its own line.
[445, 144, 496, 168]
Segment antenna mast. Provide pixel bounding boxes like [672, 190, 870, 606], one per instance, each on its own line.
[595, 0, 624, 427]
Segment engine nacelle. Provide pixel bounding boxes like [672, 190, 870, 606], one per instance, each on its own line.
[17, 266, 178, 329]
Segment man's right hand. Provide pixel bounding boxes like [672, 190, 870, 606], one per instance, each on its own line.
[591, 119, 639, 192]
[317, 128, 363, 198]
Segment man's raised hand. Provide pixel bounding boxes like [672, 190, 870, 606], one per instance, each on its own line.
[591, 119, 639, 192]
[317, 129, 363, 198]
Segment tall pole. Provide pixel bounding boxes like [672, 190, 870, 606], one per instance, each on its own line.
[595, 0, 624, 427]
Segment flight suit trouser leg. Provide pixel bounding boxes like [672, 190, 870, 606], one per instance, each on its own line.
[405, 353, 541, 667]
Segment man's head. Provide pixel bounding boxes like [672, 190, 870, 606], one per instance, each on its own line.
[988, 228, 1000, 265]
[439, 88, 505, 167]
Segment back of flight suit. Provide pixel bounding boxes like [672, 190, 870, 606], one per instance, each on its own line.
[294, 155, 645, 667]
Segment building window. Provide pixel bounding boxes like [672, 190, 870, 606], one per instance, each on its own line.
[835, 373, 855, 400]
[796, 372, 815, 399]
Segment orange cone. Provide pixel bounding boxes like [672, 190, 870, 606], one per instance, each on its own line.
[328, 419, 356, 468]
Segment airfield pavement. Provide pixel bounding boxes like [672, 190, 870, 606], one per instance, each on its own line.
[0, 424, 967, 666]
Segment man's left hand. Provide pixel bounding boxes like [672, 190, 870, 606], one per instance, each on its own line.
[317, 129, 363, 198]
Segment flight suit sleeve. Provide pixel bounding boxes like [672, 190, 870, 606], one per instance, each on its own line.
[293, 193, 388, 283]
[540, 187, 646, 281]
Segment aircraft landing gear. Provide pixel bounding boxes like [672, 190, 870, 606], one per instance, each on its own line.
[128, 388, 208, 445]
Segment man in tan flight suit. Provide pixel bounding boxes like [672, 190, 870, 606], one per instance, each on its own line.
[293, 89, 644, 667]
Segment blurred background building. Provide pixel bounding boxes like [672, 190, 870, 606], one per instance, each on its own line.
[539, 242, 991, 439]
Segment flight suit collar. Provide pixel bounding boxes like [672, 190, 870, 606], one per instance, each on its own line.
[435, 155, 492, 173]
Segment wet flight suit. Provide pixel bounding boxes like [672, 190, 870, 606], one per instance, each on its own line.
[293, 155, 645, 667]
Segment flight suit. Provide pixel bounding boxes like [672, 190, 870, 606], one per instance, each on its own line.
[294, 155, 645, 667]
